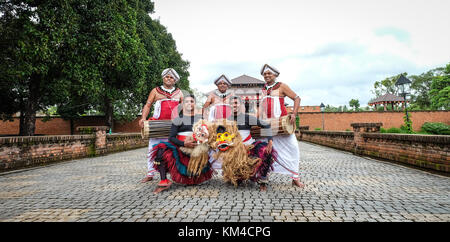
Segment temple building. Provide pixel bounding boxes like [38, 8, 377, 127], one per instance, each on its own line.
[229, 75, 265, 113]
[225, 74, 321, 114]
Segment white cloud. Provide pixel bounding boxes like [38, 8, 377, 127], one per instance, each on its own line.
[152, 0, 450, 106]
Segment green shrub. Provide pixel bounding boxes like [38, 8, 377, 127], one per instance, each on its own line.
[386, 127, 402, 133]
[421, 122, 450, 135]
[315, 128, 322, 131]
[380, 127, 387, 133]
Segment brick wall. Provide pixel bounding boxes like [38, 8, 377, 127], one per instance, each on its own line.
[1, 111, 448, 135]
[298, 123, 450, 173]
[106, 133, 147, 153]
[0, 135, 95, 171]
[299, 110, 450, 132]
[0, 116, 141, 135]
[359, 133, 449, 172]
[300, 131, 354, 152]
[0, 129, 147, 172]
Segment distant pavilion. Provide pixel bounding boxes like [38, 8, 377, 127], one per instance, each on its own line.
[368, 93, 407, 111]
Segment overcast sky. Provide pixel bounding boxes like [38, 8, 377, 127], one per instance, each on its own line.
[151, 0, 450, 106]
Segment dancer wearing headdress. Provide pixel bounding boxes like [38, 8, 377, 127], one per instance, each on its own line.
[139, 68, 183, 183]
[203, 75, 234, 121]
[258, 64, 304, 188]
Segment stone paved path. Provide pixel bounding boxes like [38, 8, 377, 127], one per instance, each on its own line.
[0, 141, 449, 222]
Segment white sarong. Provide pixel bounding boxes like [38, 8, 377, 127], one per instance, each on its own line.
[259, 134, 299, 177]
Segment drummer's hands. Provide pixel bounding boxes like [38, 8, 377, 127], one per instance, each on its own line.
[289, 114, 296, 124]
[184, 139, 198, 148]
[139, 118, 145, 129]
[265, 140, 273, 154]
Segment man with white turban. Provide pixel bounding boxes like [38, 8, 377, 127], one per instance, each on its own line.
[258, 64, 304, 188]
[139, 68, 184, 183]
[202, 74, 234, 121]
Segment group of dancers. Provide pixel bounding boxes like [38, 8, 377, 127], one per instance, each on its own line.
[139, 64, 304, 194]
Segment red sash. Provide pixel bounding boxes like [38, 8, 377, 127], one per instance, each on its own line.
[262, 97, 288, 118]
[149, 100, 179, 120]
[215, 104, 232, 119]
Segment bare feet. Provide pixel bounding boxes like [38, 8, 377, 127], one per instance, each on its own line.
[153, 179, 172, 194]
[259, 184, 268, 192]
[292, 179, 305, 188]
[141, 176, 153, 183]
[153, 186, 170, 194]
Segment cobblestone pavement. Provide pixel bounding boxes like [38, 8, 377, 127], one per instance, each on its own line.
[1, 141, 449, 222]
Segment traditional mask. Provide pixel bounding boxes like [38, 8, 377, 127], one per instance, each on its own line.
[215, 126, 235, 151]
[193, 124, 209, 144]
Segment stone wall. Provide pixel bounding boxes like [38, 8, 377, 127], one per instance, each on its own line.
[299, 123, 449, 173]
[0, 127, 147, 172]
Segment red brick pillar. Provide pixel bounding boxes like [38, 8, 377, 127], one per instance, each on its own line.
[94, 126, 109, 155]
[351, 123, 382, 155]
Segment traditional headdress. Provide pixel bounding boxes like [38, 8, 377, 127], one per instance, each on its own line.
[161, 68, 180, 82]
[214, 74, 232, 86]
[260, 64, 280, 77]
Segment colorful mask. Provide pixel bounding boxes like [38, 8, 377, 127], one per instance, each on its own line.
[193, 124, 209, 144]
[215, 126, 236, 151]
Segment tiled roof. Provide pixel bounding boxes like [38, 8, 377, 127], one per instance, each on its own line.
[369, 93, 405, 104]
[231, 75, 265, 85]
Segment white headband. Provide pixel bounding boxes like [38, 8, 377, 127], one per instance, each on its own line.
[260, 64, 280, 76]
[161, 68, 180, 82]
[214, 75, 232, 86]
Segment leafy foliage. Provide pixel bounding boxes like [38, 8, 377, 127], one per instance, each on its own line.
[429, 64, 450, 110]
[0, 0, 191, 135]
[421, 122, 450, 135]
[371, 73, 407, 98]
[408, 67, 444, 110]
[349, 99, 360, 111]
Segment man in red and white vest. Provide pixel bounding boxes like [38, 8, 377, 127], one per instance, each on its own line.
[139, 68, 184, 183]
[258, 64, 304, 188]
[203, 74, 234, 121]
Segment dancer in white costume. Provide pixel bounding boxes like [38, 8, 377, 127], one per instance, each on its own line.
[203, 74, 234, 121]
[258, 64, 304, 188]
[139, 68, 183, 183]
[203, 75, 234, 171]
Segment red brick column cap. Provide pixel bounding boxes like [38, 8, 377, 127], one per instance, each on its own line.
[351, 123, 383, 128]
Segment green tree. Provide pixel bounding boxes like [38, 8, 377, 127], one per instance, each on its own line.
[349, 99, 360, 111]
[0, 1, 77, 135]
[430, 63, 450, 110]
[135, 0, 191, 110]
[409, 67, 444, 110]
[371, 73, 407, 98]
[342, 105, 348, 112]
[324, 104, 339, 112]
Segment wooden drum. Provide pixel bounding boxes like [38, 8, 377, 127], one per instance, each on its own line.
[250, 116, 295, 138]
[141, 120, 172, 139]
